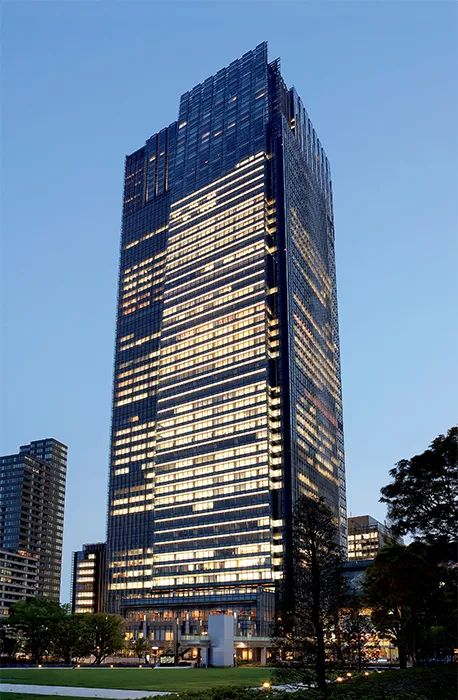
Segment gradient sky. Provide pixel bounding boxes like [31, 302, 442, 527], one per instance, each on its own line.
[1, 1, 457, 604]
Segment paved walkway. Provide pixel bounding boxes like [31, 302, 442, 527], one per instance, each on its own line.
[0, 684, 170, 698]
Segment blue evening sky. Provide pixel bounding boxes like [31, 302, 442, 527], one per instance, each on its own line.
[1, 1, 457, 603]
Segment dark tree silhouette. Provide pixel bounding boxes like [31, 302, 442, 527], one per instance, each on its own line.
[380, 426, 458, 544]
[53, 613, 93, 664]
[336, 595, 377, 671]
[86, 613, 125, 665]
[7, 598, 65, 663]
[363, 542, 447, 668]
[133, 635, 149, 663]
[273, 495, 344, 693]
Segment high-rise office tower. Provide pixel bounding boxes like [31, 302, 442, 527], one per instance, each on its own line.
[0, 438, 67, 601]
[106, 43, 346, 646]
[71, 542, 106, 614]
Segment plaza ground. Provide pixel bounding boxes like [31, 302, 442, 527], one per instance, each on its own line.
[0, 667, 272, 693]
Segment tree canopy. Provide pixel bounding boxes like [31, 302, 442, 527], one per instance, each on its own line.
[85, 613, 125, 665]
[274, 495, 344, 692]
[363, 542, 455, 667]
[380, 426, 458, 544]
[4, 599, 125, 664]
[52, 614, 93, 664]
[7, 597, 66, 663]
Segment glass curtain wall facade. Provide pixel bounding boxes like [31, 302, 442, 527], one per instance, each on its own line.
[106, 43, 346, 640]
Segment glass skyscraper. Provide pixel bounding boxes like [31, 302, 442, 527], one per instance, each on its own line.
[106, 43, 346, 650]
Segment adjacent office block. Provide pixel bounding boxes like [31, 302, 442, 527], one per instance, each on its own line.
[0, 549, 38, 616]
[347, 515, 397, 561]
[106, 43, 346, 645]
[0, 439, 67, 600]
[71, 542, 106, 614]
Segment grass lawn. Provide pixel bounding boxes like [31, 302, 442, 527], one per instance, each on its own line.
[0, 667, 272, 692]
[2, 666, 455, 699]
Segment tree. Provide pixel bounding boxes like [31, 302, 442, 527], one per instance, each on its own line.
[380, 426, 458, 544]
[273, 495, 344, 694]
[8, 598, 65, 663]
[336, 595, 377, 671]
[53, 614, 93, 664]
[133, 635, 149, 663]
[85, 613, 125, 665]
[363, 543, 441, 668]
[415, 547, 457, 662]
[0, 619, 22, 660]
